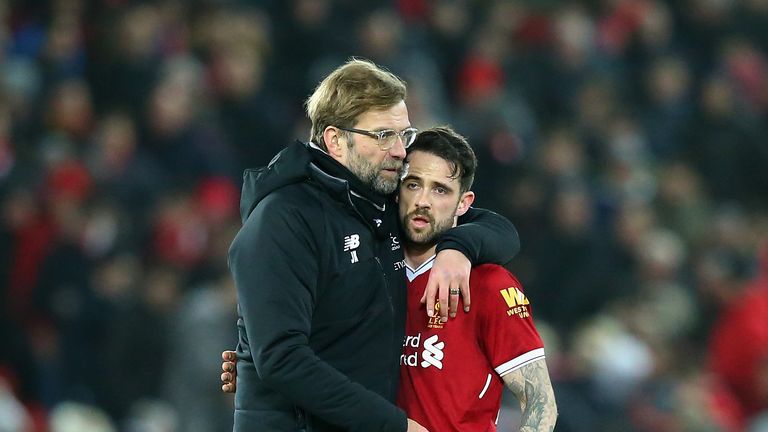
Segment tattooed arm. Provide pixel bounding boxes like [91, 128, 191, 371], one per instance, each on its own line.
[503, 359, 558, 431]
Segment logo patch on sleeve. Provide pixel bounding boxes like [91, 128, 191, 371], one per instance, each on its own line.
[500, 286, 530, 318]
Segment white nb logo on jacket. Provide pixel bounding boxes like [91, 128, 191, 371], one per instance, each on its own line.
[343, 234, 360, 251]
[344, 234, 360, 263]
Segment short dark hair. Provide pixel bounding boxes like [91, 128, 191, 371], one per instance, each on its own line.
[407, 127, 476, 193]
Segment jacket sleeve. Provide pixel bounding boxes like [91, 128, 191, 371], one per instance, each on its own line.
[229, 195, 407, 432]
[435, 206, 520, 266]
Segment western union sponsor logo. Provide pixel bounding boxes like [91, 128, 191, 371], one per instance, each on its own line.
[500, 287, 529, 308]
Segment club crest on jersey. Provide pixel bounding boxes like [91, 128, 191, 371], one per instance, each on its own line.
[344, 234, 360, 263]
[427, 303, 444, 329]
[500, 286, 530, 318]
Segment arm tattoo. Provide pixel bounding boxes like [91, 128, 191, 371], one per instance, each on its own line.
[503, 358, 558, 431]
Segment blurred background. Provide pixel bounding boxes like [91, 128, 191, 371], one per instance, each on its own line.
[0, 0, 767, 431]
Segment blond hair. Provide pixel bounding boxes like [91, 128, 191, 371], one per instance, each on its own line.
[305, 58, 406, 150]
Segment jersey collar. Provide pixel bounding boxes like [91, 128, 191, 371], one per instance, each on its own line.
[405, 254, 436, 282]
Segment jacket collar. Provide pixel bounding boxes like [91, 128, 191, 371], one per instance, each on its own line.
[307, 143, 391, 237]
[307, 143, 388, 209]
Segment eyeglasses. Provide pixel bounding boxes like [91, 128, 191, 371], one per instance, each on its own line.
[337, 126, 419, 150]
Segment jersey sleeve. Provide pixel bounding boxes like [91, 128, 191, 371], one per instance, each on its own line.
[475, 265, 545, 377]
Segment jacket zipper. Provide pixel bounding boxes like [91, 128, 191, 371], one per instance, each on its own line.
[374, 256, 394, 313]
[344, 186, 382, 233]
[342, 188, 391, 310]
[374, 255, 396, 401]
[295, 406, 307, 431]
[345, 185, 398, 399]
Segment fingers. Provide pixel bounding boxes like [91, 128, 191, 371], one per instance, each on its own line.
[438, 282, 449, 323]
[425, 265, 458, 321]
[221, 371, 236, 393]
[460, 273, 471, 313]
[221, 350, 238, 393]
[424, 275, 438, 318]
[222, 350, 236, 361]
[407, 418, 430, 432]
[426, 249, 473, 319]
[448, 286, 460, 319]
[432, 249, 472, 318]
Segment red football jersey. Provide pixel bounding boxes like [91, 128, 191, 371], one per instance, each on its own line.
[397, 258, 545, 432]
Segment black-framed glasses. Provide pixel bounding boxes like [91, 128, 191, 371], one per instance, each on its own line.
[337, 126, 419, 150]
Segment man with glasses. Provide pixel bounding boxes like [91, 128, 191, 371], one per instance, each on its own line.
[228, 59, 519, 431]
[336, 126, 419, 148]
[225, 126, 558, 431]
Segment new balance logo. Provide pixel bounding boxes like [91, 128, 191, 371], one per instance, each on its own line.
[500, 287, 529, 308]
[344, 234, 360, 263]
[421, 335, 445, 369]
[343, 234, 360, 251]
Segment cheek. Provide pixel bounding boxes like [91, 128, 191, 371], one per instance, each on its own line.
[354, 149, 378, 167]
[398, 193, 415, 212]
[435, 200, 459, 219]
[399, 208, 408, 223]
[370, 151, 387, 166]
[440, 198, 461, 219]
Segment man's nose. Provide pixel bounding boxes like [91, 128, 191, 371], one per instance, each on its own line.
[388, 135, 407, 159]
[415, 190, 431, 208]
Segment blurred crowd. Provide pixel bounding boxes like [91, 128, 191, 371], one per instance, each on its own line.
[0, 0, 767, 431]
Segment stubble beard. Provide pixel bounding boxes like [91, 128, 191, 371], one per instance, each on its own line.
[401, 209, 455, 248]
[347, 141, 402, 195]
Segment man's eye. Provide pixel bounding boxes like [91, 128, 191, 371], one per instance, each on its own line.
[379, 130, 397, 139]
[406, 182, 419, 189]
[435, 187, 447, 194]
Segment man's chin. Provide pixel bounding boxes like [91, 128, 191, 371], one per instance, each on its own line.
[404, 230, 436, 246]
[372, 179, 399, 195]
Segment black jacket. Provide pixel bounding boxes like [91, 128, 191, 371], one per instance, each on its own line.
[229, 142, 519, 431]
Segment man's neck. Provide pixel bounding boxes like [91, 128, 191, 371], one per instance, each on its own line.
[404, 242, 438, 269]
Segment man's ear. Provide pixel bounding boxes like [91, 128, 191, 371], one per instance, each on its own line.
[323, 126, 344, 160]
[455, 191, 475, 217]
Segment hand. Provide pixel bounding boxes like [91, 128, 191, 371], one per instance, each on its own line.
[420, 249, 471, 321]
[407, 418, 430, 432]
[221, 350, 237, 393]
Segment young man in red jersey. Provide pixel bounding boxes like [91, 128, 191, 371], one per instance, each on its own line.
[393, 127, 556, 431]
[223, 127, 557, 431]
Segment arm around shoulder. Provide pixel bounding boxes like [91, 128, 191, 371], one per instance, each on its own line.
[437, 207, 519, 265]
